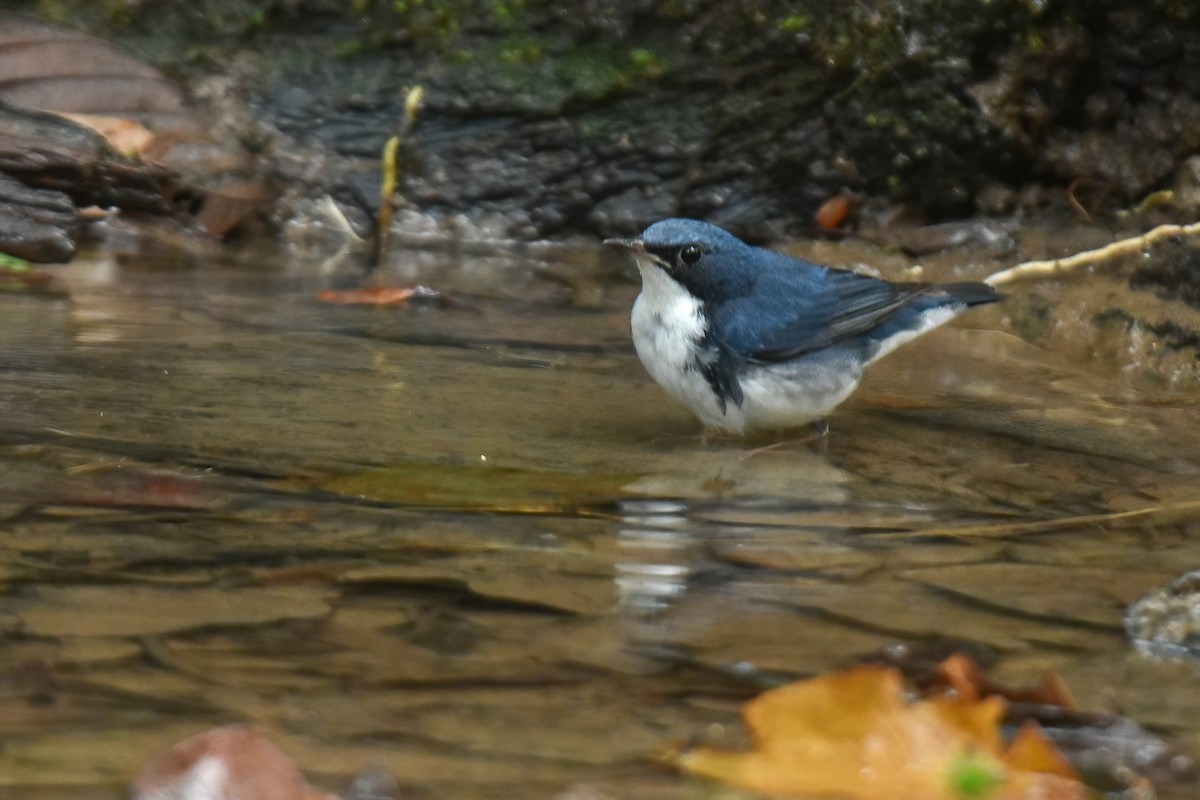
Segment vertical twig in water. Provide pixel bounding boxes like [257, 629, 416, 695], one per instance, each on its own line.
[372, 85, 424, 269]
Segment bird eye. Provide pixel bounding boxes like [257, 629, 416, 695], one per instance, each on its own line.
[679, 244, 703, 265]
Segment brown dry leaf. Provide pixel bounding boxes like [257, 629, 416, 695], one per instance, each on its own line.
[1005, 721, 1079, 781]
[671, 665, 1086, 800]
[56, 113, 156, 155]
[935, 653, 1077, 710]
[815, 193, 851, 231]
[197, 180, 276, 238]
[315, 287, 417, 307]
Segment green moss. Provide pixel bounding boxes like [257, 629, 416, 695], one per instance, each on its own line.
[556, 48, 630, 99]
[777, 14, 807, 33]
[500, 37, 543, 64]
[335, 38, 367, 58]
[629, 47, 663, 78]
[490, 0, 526, 28]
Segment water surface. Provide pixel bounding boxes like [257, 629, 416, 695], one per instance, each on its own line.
[2, 229, 1199, 798]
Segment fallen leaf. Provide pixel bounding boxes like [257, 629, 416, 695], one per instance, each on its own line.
[1005, 721, 1079, 781]
[315, 287, 416, 306]
[196, 180, 276, 237]
[934, 654, 1077, 710]
[669, 664, 1086, 800]
[57, 113, 155, 155]
[132, 725, 339, 800]
[815, 194, 851, 231]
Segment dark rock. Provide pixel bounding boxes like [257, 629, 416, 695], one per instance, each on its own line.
[11, 1, 1200, 240]
[0, 101, 185, 261]
[0, 102, 176, 214]
[0, 174, 77, 262]
[1130, 242, 1200, 309]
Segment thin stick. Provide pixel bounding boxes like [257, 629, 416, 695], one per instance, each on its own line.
[985, 219, 1200, 287]
[872, 498, 1200, 541]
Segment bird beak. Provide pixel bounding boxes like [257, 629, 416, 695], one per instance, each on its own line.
[603, 237, 645, 254]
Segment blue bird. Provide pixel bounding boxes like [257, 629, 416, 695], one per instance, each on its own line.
[604, 219, 1001, 435]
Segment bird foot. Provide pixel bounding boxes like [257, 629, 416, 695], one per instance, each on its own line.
[739, 419, 829, 460]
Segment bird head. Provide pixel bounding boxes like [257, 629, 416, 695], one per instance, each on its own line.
[604, 219, 752, 301]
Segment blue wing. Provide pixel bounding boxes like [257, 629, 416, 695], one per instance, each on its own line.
[711, 254, 934, 363]
[696, 249, 999, 411]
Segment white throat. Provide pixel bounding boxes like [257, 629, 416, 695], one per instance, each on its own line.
[630, 262, 742, 431]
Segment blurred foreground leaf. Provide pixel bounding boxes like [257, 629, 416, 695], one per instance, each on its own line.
[667, 664, 1085, 800]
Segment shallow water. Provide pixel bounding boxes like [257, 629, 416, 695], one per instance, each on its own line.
[3, 227, 1200, 798]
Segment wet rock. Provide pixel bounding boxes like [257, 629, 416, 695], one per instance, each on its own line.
[972, 8, 1200, 202]
[0, 12, 268, 256]
[254, 2, 1200, 238]
[1173, 155, 1200, 214]
[0, 102, 176, 213]
[873, 218, 1018, 257]
[0, 174, 77, 262]
[1126, 570, 1200, 659]
[1129, 242, 1200, 309]
[11, 2, 1200, 239]
[0, 101, 184, 261]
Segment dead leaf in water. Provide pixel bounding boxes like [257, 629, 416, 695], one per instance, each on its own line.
[315, 287, 417, 306]
[668, 664, 1085, 800]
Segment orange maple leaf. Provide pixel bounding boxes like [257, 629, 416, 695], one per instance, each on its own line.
[672, 665, 1085, 800]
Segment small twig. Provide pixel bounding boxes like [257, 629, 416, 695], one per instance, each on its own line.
[1066, 177, 1099, 225]
[985, 219, 1200, 287]
[320, 195, 363, 241]
[872, 498, 1200, 541]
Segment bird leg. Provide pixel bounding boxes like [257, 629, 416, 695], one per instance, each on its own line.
[739, 419, 829, 460]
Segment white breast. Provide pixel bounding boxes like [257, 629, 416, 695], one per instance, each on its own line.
[630, 265, 744, 432]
